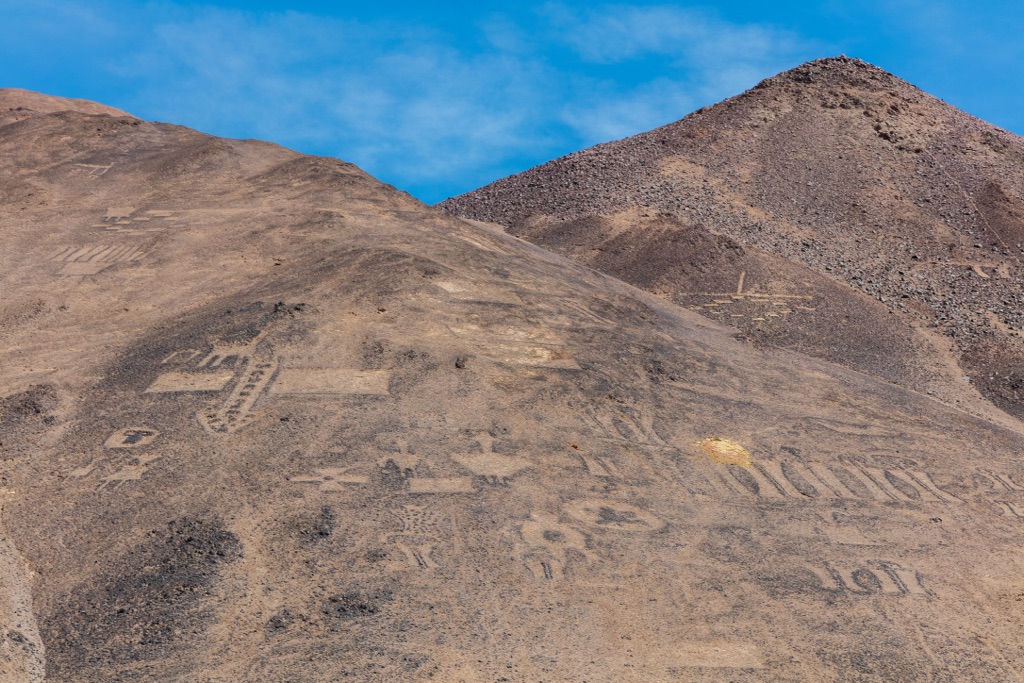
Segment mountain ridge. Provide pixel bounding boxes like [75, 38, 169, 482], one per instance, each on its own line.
[440, 55, 1024, 423]
[0, 88, 132, 122]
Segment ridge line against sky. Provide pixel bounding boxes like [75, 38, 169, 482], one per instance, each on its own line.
[1, 1, 1022, 203]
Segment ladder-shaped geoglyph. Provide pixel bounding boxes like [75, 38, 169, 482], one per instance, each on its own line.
[48, 243, 147, 275]
[149, 328, 400, 435]
[147, 331, 277, 435]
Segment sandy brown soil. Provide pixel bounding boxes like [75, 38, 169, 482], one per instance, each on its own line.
[441, 56, 1024, 424]
[2, 87, 1024, 681]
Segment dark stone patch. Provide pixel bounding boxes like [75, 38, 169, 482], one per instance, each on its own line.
[0, 383, 59, 455]
[817, 642, 936, 683]
[322, 589, 393, 622]
[699, 525, 766, 564]
[0, 383, 58, 423]
[362, 339, 389, 369]
[960, 339, 1024, 421]
[266, 609, 296, 634]
[729, 467, 764, 496]
[976, 182, 1024, 247]
[301, 506, 336, 542]
[596, 506, 643, 526]
[42, 518, 241, 681]
[757, 567, 837, 599]
[379, 459, 412, 491]
[781, 461, 819, 497]
[364, 548, 390, 563]
[272, 301, 307, 316]
[883, 470, 921, 501]
[831, 466, 872, 500]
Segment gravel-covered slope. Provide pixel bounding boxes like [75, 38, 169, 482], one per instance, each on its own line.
[441, 56, 1024, 421]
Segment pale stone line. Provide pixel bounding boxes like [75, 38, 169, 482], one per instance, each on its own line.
[0, 518, 45, 682]
[88, 245, 118, 262]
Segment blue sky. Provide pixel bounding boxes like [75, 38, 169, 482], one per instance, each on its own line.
[1, 2, 1021, 203]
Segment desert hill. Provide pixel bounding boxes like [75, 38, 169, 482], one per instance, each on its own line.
[2, 87, 1024, 681]
[0, 89, 129, 122]
[440, 56, 1024, 423]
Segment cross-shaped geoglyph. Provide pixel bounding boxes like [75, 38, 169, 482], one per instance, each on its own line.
[289, 467, 369, 490]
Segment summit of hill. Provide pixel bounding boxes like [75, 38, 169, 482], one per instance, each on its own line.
[441, 56, 1024, 422]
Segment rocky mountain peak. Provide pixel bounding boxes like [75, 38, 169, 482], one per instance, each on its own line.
[762, 55, 908, 90]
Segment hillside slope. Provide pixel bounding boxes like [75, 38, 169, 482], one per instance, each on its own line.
[2, 89, 1024, 681]
[441, 56, 1024, 422]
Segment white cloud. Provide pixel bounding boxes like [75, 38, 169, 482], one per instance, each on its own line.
[0, 2, 818, 201]
[100, 6, 571, 198]
[550, 5, 712, 62]
[547, 5, 814, 146]
[548, 4, 804, 66]
[560, 77, 698, 143]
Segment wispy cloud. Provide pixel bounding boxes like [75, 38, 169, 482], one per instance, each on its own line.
[101, 6, 566, 196]
[546, 4, 805, 69]
[0, 2, 817, 201]
[561, 77, 698, 143]
[544, 4, 813, 147]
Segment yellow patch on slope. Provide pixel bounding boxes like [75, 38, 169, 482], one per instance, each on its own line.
[700, 438, 752, 468]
